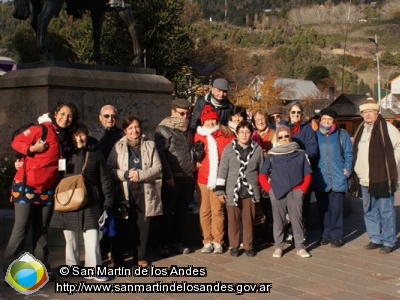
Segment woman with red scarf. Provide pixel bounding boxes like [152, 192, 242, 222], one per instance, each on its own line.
[285, 101, 318, 242]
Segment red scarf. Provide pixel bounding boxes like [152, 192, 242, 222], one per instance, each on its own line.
[290, 121, 301, 136]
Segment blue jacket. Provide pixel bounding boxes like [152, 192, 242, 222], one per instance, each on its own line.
[312, 128, 353, 192]
[291, 121, 318, 163]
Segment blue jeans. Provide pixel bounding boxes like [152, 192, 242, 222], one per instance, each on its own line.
[316, 191, 345, 240]
[361, 186, 396, 247]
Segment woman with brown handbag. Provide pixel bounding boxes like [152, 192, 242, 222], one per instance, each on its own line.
[49, 123, 114, 282]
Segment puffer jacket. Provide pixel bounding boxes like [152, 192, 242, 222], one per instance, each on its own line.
[11, 122, 60, 192]
[154, 120, 194, 180]
[292, 121, 318, 163]
[312, 128, 353, 193]
[108, 135, 163, 217]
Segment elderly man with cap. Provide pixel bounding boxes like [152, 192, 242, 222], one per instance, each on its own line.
[311, 107, 353, 248]
[154, 99, 194, 257]
[190, 78, 234, 131]
[352, 98, 400, 254]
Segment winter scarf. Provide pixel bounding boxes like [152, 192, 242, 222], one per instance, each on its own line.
[353, 114, 398, 197]
[232, 139, 257, 206]
[268, 141, 302, 156]
[288, 121, 301, 136]
[196, 125, 220, 189]
[319, 123, 337, 136]
[159, 117, 189, 132]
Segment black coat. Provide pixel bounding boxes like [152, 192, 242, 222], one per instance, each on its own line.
[50, 137, 114, 231]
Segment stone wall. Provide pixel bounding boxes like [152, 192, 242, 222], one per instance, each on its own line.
[0, 64, 174, 158]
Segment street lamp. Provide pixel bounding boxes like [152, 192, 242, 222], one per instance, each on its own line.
[369, 34, 381, 112]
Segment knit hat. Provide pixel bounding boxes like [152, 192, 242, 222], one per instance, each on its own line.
[200, 105, 220, 125]
[319, 107, 337, 119]
[360, 97, 379, 113]
[275, 125, 292, 140]
[268, 105, 283, 116]
[213, 78, 229, 91]
[172, 98, 191, 110]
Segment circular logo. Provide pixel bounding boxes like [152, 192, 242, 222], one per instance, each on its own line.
[6, 252, 49, 295]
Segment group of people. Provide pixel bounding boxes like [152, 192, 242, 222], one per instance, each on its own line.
[3, 78, 400, 282]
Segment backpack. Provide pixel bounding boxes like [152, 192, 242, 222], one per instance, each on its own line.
[11, 123, 48, 159]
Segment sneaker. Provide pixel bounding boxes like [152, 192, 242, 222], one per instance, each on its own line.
[285, 234, 293, 245]
[170, 243, 190, 254]
[364, 242, 383, 250]
[201, 243, 213, 253]
[331, 239, 343, 248]
[319, 238, 331, 245]
[213, 243, 223, 254]
[230, 247, 239, 257]
[138, 260, 148, 267]
[273, 248, 282, 258]
[379, 246, 394, 254]
[245, 250, 255, 257]
[94, 277, 109, 282]
[297, 249, 311, 258]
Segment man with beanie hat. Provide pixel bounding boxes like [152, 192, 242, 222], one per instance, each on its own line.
[190, 78, 234, 131]
[154, 98, 194, 257]
[352, 97, 400, 253]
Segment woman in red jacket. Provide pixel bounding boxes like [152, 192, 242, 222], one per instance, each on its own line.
[3, 101, 79, 279]
[194, 105, 234, 254]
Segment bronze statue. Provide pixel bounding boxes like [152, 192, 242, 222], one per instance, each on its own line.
[12, 0, 142, 66]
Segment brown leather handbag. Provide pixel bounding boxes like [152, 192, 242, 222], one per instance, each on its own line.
[54, 152, 89, 212]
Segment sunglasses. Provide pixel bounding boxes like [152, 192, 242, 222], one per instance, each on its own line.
[270, 114, 282, 119]
[278, 135, 290, 140]
[290, 111, 302, 115]
[102, 114, 117, 119]
[175, 110, 191, 117]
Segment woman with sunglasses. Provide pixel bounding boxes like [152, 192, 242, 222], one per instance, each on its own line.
[267, 105, 285, 130]
[259, 126, 312, 258]
[311, 108, 353, 248]
[286, 101, 318, 241]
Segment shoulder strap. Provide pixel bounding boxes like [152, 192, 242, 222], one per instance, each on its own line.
[39, 123, 48, 141]
[81, 151, 89, 174]
[338, 128, 344, 162]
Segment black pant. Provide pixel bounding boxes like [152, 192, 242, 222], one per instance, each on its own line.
[3, 203, 53, 273]
[159, 176, 193, 246]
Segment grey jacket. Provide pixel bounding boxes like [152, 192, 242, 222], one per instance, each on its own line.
[215, 140, 264, 206]
[107, 135, 163, 217]
[154, 121, 194, 180]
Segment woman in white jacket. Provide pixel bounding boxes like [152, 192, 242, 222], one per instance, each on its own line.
[108, 116, 163, 267]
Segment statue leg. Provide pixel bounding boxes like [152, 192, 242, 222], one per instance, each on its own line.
[36, 0, 66, 61]
[118, 7, 142, 67]
[91, 11, 104, 64]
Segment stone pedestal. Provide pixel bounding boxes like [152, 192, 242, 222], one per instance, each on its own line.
[0, 62, 174, 158]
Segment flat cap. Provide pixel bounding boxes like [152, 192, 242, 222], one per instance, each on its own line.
[213, 78, 229, 91]
[172, 98, 191, 110]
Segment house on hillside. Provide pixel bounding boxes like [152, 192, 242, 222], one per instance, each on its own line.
[379, 74, 400, 115]
[328, 93, 396, 136]
[249, 76, 324, 103]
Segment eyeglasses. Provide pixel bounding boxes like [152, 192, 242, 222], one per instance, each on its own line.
[102, 114, 117, 119]
[269, 114, 282, 119]
[278, 135, 290, 140]
[290, 111, 302, 115]
[175, 110, 191, 117]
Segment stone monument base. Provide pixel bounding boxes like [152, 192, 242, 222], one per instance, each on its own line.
[0, 62, 173, 158]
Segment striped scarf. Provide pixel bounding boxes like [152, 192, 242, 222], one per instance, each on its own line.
[232, 139, 257, 206]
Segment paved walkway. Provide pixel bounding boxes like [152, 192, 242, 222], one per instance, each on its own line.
[1, 194, 400, 299]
